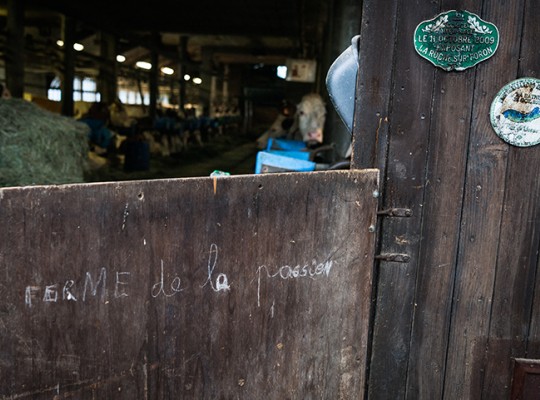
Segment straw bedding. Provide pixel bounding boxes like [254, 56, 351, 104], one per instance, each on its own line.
[0, 99, 89, 187]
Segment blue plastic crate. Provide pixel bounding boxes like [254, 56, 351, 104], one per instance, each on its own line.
[267, 149, 311, 161]
[267, 138, 307, 151]
[255, 151, 316, 174]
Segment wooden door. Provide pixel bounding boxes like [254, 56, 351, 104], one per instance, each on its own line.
[353, 0, 540, 399]
[0, 170, 378, 399]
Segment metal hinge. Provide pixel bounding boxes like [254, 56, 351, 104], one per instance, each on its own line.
[375, 253, 411, 263]
[377, 208, 413, 217]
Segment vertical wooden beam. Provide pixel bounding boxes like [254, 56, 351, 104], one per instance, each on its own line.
[61, 16, 75, 117]
[5, 0, 25, 98]
[149, 32, 159, 120]
[210, 75, 218, 113]
[222, 64, 229, 106]
[351, 0, 397, 170]
[200, 47, 213, 107]
[363, 1, 439, 398]
[178, 35, 188, 111]
[99, 32, 118, 104]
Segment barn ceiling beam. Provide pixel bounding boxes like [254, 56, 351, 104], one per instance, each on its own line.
[26, 0, 303, 38]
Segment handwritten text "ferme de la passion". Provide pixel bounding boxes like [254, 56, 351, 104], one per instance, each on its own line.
[24, 244, 334, 308]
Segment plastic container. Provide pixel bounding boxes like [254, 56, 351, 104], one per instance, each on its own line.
[266, 138, 307, 151]
[255, 151, 316, 174]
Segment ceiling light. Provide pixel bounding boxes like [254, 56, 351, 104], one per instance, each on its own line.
[116, 55, 126, 63]
[73, 43, 84, 51]
[56, 40, 64, 47]
[135, 61, 152, 70]
[192, 77, 202, 85]
[161, 67, 174, 75]
[184, 74, 191, 81]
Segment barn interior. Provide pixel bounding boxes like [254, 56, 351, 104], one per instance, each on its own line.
[0, 0, 361, 185]
[2, 2, 540, 398]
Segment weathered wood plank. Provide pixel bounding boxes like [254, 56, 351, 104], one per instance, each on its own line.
[522, 0, 540, 362]
[365, 0, 439, 398]
[351, 0, 399, 170]
[350, 0, 539, 397]
[442, 1, 526, 398]
[481, 145, 540, 399]
[519, 0, 540, 362]
[480, 0, 540, 394]
[404, 2, 479, 399]
[0, 170, 379, 399]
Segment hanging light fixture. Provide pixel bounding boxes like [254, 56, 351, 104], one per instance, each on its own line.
[135, 61, 152, 70]
[161, 67, 174, 75]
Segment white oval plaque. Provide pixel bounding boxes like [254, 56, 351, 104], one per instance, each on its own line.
[490, 78, 540, 147]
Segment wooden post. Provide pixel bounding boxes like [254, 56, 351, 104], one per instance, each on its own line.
[5, 0, 25, 98]
[178, 35, 188, 111]
[149, 32, 159, 120]
[198, 47, 213, 108]
[61, 16, 75, 117]
[222, 63, 229, 105]
[99, 32, 118, 105]
[210, 75, 218, 114]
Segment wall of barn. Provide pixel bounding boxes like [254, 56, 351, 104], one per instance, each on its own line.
[352, 0, 540, 398]
[0, 66, 49, 99]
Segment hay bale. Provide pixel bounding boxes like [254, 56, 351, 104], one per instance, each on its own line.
[0, 99, 90, 187]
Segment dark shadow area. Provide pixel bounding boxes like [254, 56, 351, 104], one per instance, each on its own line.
[84, 134, 259, 183]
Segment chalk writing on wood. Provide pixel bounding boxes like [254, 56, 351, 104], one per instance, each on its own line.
[1, 170, 379, 399]
[200, 243, 231, 292]
[23, 243, 337, 308]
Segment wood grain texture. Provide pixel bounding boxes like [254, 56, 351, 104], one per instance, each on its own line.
[353, 0, 540, 398]
[366, 0, 439, 398]
[442, 1, 526, 398]
[479, 2, 540, 395]
[350, 0, 399, 170]
[521, 0, 540, 366]
[0, 170, 379, 399]
[495, 0, 540, 398]
[403, 0, 479, 397]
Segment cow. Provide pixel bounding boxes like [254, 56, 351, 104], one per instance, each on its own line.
[256, 93, 326, 149]
[294, 93, 326, 144]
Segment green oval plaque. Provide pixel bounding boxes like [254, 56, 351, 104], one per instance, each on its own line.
[414, 10, 499, 71]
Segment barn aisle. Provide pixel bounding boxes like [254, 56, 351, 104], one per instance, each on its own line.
[84, 135, 259, 183]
